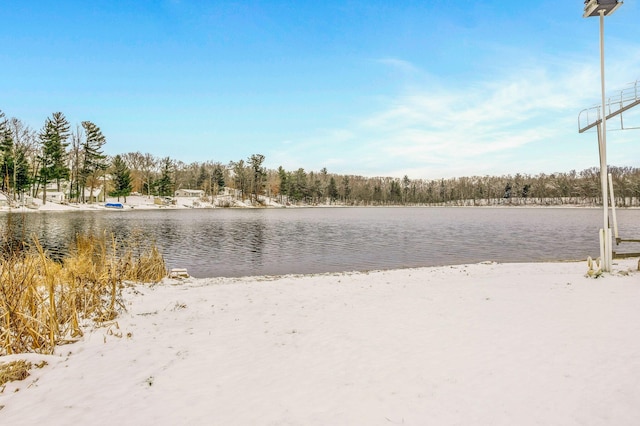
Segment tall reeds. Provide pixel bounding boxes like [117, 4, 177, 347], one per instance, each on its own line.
[0, 232, 166, 355]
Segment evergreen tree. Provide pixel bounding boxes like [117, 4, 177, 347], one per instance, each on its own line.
[327, 176, 338, 203]
[196, 164, 208, 190]
[39, 112, 70, 203]
[0, 111, 14, 194]
[389, 180, 402, 203]
[504, 182, 512, 199]
[290, 168, 308, 202]
[231, 159, 247, 200]
[212, 165, 225, 193]
[340, 176, 351, 203]
[278, 166, 288, 203]
[248, 153, 266, 203]
[13, 145, 31, 195]
[156, 157, 174, 196]
[109, 155, 132, 202]
[80, 121, 108, 203]
[402, 175, 411, 203]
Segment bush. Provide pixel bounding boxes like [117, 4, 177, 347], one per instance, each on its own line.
[0, 232, 166, 355]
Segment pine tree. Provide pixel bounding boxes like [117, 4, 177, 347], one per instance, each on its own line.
[0, 111, 14, 194]
[156, 157, 174, 197]
[6, 143, 31, 199]
[39, 112, 70, 204]
[340, 176, 351, 202]
[109, 155, 132, 202]
[327, 176, 338, 203]
[196, 164, 208, 190]
[212, 165, 225, 194]
[278, 166, 288, 203]
[231, 159, 247, 200]
[80, 121, 107, 203]
[290, 168, 307, 202]
[248, 154, 265, 203]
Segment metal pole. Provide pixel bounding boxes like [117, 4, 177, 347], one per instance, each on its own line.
[598, 10, 611, 272]
[608, 172, 619, 240]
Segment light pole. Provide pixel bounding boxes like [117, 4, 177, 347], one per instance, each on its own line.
[583, 0, 622, 272]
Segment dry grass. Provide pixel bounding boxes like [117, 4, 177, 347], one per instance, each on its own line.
[0, 360, 32, 388]
[0, 232, 166, 355]
[0, 359, 48, 391]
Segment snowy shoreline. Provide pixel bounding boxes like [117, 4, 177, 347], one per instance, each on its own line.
[1, 258, 639, 425]
[2, 195, 639, 214]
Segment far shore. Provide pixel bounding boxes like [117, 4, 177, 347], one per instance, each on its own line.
[2, 194, 639, 214]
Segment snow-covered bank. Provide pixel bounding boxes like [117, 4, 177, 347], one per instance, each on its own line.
[1, 259, 639, 425]
[3, 195, 639, 213]
[0, 195, 287, 213]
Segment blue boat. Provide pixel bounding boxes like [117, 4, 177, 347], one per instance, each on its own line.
[105, 203, 124, 209]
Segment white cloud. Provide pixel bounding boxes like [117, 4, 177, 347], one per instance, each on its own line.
[268, 54, 640, 179]
[375, 57, 421, 75]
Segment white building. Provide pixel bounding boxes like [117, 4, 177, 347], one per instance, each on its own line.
[45, 191, 66, 203]
[175, 189, 205, 197]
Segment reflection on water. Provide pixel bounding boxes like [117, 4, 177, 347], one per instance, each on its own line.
[2, 207, 639, 278]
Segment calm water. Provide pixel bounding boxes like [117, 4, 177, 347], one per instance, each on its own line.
[2, 207, 639, 278]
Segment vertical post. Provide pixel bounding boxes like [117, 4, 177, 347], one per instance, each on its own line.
[608, 173, 618, 240]
[598, 10, 611, 272]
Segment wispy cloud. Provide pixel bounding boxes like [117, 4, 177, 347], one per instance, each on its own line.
[268, 53, 639, 179]
[375, 57, 421, 75]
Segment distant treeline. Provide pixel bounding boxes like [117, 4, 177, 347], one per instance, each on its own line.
[261, 165, 640, 207]
[1, 110, 638, 206]
[143, 155, 640, 207]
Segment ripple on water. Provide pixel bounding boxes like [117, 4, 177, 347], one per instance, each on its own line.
[2, 207, 639, 278]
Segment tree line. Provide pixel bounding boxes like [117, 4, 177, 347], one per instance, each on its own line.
[0, 111, 132, 204]
[267, 166, 640, 207]
[1, 109, 639, 207]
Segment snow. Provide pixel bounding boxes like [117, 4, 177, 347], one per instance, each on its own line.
[1, 258, 640, 425]
[0, 195, 285, 213]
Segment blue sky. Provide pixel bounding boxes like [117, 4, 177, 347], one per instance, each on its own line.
[1, 0, 639, 179]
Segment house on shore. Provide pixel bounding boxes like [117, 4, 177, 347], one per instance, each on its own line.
[175, 189, 205, 198]
[45, 191, 66, 204]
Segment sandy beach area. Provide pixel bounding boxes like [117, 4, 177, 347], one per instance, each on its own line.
[1, 258, 639, 425]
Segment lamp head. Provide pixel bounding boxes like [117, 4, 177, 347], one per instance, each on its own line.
[583, 0, 623, 18]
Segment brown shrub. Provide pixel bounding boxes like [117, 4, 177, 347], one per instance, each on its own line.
[0, 232, 166, 355]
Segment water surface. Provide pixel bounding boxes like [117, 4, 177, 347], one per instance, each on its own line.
[2, 207, 639, 277]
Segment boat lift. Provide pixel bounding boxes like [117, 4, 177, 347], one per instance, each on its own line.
[579, 78, 640, 262]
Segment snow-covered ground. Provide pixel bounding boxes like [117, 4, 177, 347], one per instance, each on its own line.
[1, 258, 639, 425]
[0, 195, 284, 213]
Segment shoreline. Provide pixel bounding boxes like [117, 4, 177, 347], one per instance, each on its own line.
[2, 194, 639, 214]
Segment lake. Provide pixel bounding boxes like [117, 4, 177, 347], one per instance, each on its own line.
[2, 207, 639, 278]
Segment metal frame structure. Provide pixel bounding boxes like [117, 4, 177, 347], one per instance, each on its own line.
[580, 79, 640, 259]
[581, 0, 623, 272]
[579, 79, 640, 133]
